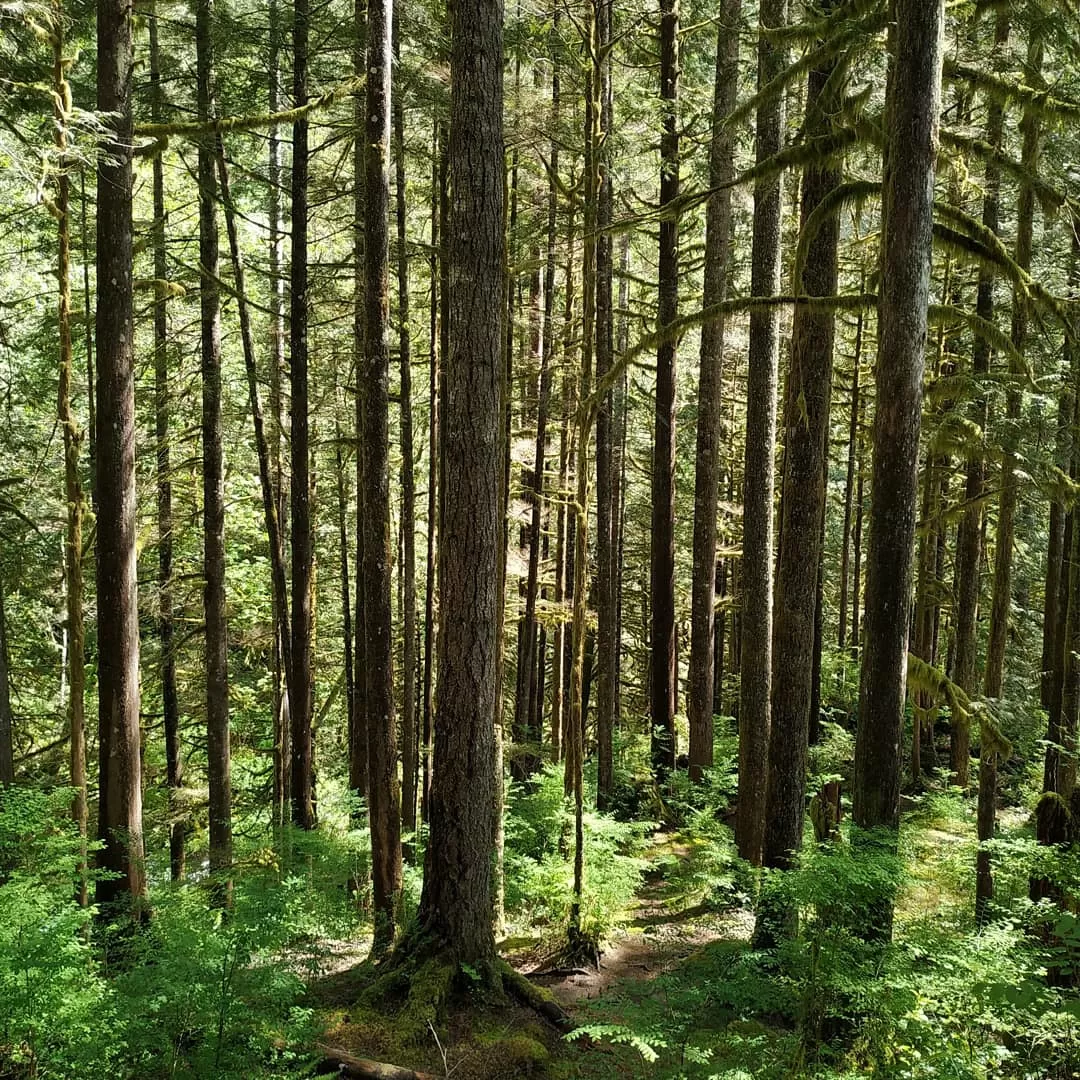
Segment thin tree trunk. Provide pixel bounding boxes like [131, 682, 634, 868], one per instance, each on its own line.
[593, 0, 616, 808]
[852, 0, 944, 939]
[268, 0, 289, 830]
[393, 25, 418, 841]
[649, 0, 680, 782]
[351, 0, 370, 809]
[568, 44, 598, 940]
[53, 0, 88, 900]
[421, 120, 441, 823]
[737, 0, 786, 866]
[838, 310, 863, 650]
[197, 0, 232, 896]
[336, 432, 356, 812]
[688, 0, 739, 784]
[149, 0, 183, 882]
[290, 0, 316, 830]
[0, 584, 11, 786]
[362, 0, 404, 950]
[985, 31, 1041, 702]
[95, 0, 147, 912]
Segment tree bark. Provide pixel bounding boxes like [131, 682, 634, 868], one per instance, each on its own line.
[421, 120, 441, 823]
[852, 0, 944, 938]
[362, 0, 404, 950]
[393, 23, 418, 841]
[197, 0, 232, 894]
[985, 30, 1041, 702]
[759, 10, 840, 933]
[650, 0, 680, 782]
[593, 0, 616, 808]
[95, 0, 147, 912]
[737, 0, 786, 866]
[413, 0, 503, 968]
[688, 0, 739, 784]
[268, 0, 290, 830]
[53, 0, 88, 898]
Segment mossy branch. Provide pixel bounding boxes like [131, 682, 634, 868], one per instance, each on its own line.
[133, 76, 363, 139]
[944, 59, 1079, 121]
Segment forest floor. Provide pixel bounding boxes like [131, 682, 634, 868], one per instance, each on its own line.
[310, 831, 768, 1079]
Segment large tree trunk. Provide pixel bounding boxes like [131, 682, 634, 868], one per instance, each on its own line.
[53, 0, 88, 900]
[737, 0, 786, 866]
[851, 0, 944, 939]
[758, 12, 841, 940]
[688, 0, 739, 784]
[649, 0, 680, 782]
[95, 0, 147, 913]
[413, 0, 504, 969]
[362, 0, 404, 950]
[197, 0, 232, 893]
[149, 0, 183, 882]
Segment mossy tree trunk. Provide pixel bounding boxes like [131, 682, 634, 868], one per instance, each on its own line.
[688, 0, 739, 784]
[851, 0, 944, 939]
[95, 0, 147, 914]
[737, 0, 786, 866]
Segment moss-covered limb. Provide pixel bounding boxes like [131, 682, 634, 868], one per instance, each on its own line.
[944, 59, 1079, 122]
[132, 75, 362, 139]
[498, 961, 578, 1036]
[316, 1044, 437, 1080]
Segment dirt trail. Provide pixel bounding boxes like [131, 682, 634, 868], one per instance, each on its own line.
[512, 833, 751, 1005]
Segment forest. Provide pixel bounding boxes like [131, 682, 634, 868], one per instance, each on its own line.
[1, 0, 1080, 1075]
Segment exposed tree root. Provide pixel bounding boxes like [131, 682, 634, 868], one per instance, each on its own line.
[498, 961, 579, 1037]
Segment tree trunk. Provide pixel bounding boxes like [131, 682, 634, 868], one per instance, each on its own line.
[197, 0, 232, 894]
[362, 0, 404, 950]
[737, 0, 786, 866]
[95, 0, 147, 913]
[53, 0, 88, 899]
[268, 0, 289, 831]
[649, 0, 680, 783]
[838, 310, 863, 650]
[350, 0, 369, 808]
[149, 0, 183, 881]
[951, 24, 1005, 730]
[759, 11, 840, 938]
[688, 0, 739, 784]
[0, 583, 12, 786]
[593, 0, 616, 808]
[393, 25, 418, 841]
[290, 0, 316, 830]
[852, 0, 944, 939]
[985, 31, 1041, 702]
[421, 120, 441, 824]
[413, 0, 504, 969]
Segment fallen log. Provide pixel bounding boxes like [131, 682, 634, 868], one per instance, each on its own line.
[525, 967, 590, 980]
[316, 1043, 437, 1080]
